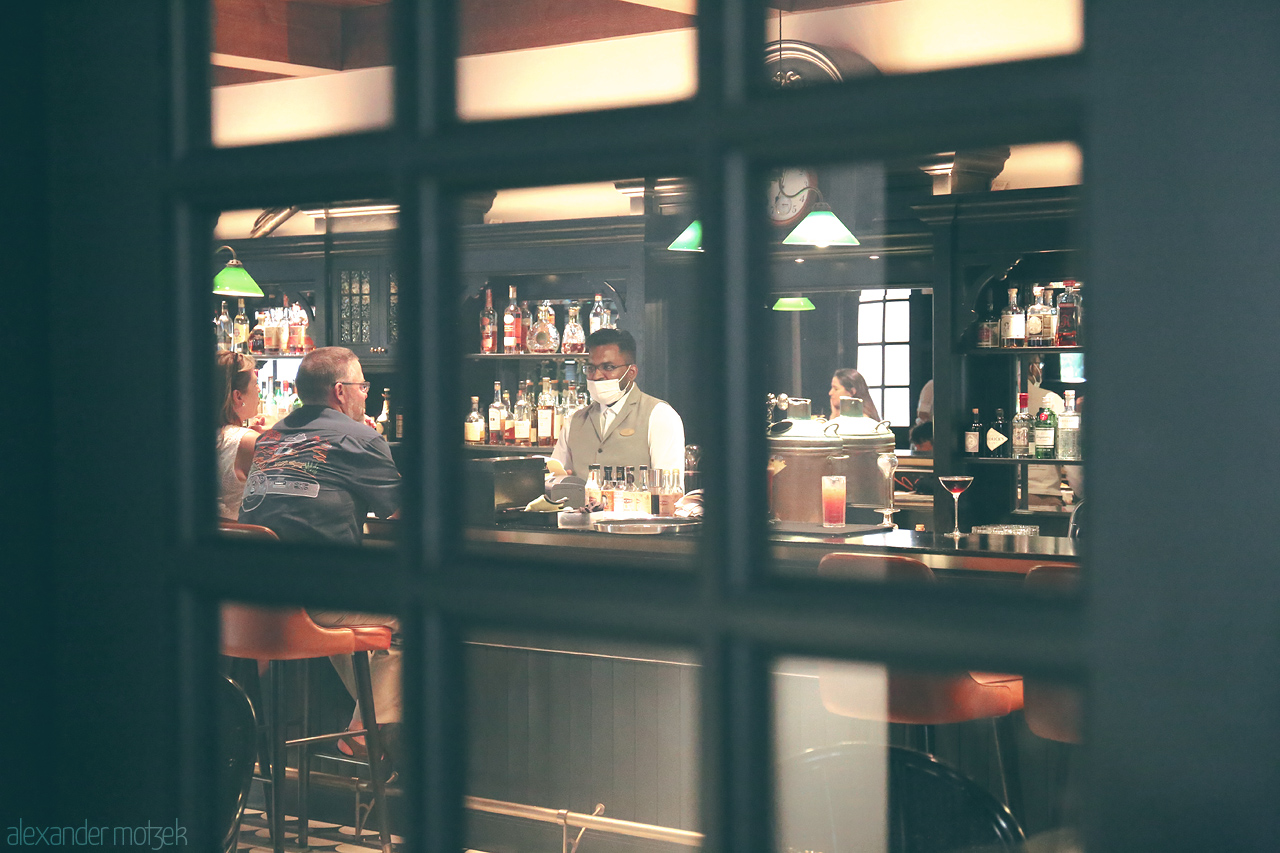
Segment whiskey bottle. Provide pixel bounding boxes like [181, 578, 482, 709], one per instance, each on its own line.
[964, 408, 982, 457]
[529, 302, 561, 354]
[1011, 392, 1033, 458]
[488, 381, 505, 445]
[1034, 406, 1058, 459]
[984, 408, 1011, 458]
[513, 388, 531, 446]
[502, 391, 515, 444]
[1057, 390, 1081, 460]
[1025, 285, 1058, 347]
[465, 396, 486, 445]
[589, 293, 608, 334]
[376, 388, 392, 437]
[502, 286, 523, 353]
[479, 287, 497, 353]
[233, 298, 250, 353]
[562, 304, 586, 353]
[1056, 281, 1080, 346]
[520, 301, 533, 354]
[999, 287, 1025, 348]
[537, 377, 555, 447]
[525, 381, 538, 446]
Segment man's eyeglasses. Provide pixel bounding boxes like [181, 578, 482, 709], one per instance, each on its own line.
[337, 381, 371, 392]
[582, 363, 633, 377]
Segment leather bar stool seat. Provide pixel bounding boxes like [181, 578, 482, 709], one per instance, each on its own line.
[1023, 563, 1083, 744]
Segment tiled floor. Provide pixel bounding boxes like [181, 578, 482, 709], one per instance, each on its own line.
[234, 807, 404, 852]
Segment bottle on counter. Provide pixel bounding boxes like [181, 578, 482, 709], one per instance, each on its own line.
[562, 304, 586, 353]
[1056, 281, 1080, 346]
[977, 292, 999, 348]
[529, 302, 561, 354]
[465, 396, 486, 445]
[376, 389, 392, 438]
[984, 408, 1011, 458]
[479, 287, 497, 353]
[999, 287, 1025, 348]
[1034, 405, 1058, 459]
[488, 381, 506, 445]
[513, 387, 531, 446]
[658, 469, 683, 516]
[1058, 390, 1081, 459]
[1012, 392, 1033, 458]
[1025, 285, 1058, 347]
[503, 286, 523, 353]
[585, 464, 603, 507]
[233, 298, 250, 353]
[589, 293, 608, 334]
[601, 466, 615, 511]
[215, 301, 233, 352]
[964, 407, 982, 457]
[537, 377, 555, 447]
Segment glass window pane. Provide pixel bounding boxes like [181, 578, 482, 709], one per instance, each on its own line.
[210, 1, 392, 147]
[457, 2, 697, 121]
[458, 180, 701, 571]
[885, 288, 912, 300]
[884, 300, 910, 342]
[763, 0, 1082, 91]
[860, 288, 885, 302]
[883, 387, 911, 427]
[858, 302, 884, 344]
[466, 632, 700, 847]
[213, 201, 402, 549]
[856, 346, 882, 386]
[774, 654, 1083, 853]
[883, 344, 910, 386]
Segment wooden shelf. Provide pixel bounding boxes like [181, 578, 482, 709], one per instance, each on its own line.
[965, 456, 1084, 466]
[964, 346, 1083, 355]
[466, 353, 585, 361]
[463, 444, 554, 455]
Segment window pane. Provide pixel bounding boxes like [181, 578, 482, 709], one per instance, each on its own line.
[213, 201, 401, 549]
[858, 302, 884, 344]
[763, 0, 1082, 91]
[885, 288, 912, 300]
[883, 344, 910, 386]
[458, 180, 701, 572]
[457, 1, 697, 121]
[856, 346, 882, 386]
[860, 288, 885, 302]
[883, 387, 911, 427]
[210, 0, 392, 147]
[774, 654, 1083, 853]
[466, 632, 700, 849]
[884, 300, 910, 342]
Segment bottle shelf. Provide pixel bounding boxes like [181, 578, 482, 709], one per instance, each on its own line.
[964, 456, 1085, 466]
[965, 346, 1083, 355]
[466, 353, 586, 361]
[463, 444, 554, 455]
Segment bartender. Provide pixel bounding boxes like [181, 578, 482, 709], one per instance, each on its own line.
[551, 328, 685, 478]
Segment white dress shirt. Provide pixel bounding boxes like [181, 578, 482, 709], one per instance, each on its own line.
[551, 384, 686, 477]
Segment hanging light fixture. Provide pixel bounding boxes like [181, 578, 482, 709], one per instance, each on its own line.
[771, 297, 816, 311]
[782, 192, 859, 248]
[212, 245, 264, 297]
[666, 219, 703, 252]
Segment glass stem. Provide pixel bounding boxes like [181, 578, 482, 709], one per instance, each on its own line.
[952, 493, 961, 536]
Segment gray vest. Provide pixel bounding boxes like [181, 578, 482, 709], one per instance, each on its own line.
[564, 388, 663, 476]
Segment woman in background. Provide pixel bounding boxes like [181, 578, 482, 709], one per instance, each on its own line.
[216, 351, 264, 520]
[829, 368, 880, 421]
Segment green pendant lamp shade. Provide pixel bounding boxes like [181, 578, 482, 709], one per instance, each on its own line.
[666, 219, 703, 252]
[782, 203, 860, 248]
[213, 245, 264, 297]
[772, 297, 816, 311]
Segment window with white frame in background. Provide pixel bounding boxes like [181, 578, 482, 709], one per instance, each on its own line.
[856, 288, 911, 425]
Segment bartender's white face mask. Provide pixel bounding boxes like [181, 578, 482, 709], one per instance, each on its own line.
[587, 367, 634, 407]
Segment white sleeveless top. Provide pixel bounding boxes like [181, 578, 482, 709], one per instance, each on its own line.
[217, 425, 255, 520]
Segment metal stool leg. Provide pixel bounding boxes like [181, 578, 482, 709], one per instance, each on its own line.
[298, 659, 311, 848]
[268, 660, 287, 853]
[352, 650, 393, 853]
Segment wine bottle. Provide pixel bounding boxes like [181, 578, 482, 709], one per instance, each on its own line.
[964, 408, 981, 456]
[984, 408, 1011, 458]
[999, 287, 1025, 348]
[1034, 406, 1058, 459]
[479, 287, 497, 353]
[465, 396, 486, 445]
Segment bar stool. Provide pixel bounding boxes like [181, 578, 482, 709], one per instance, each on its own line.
[1023, 563, 1082, 744]
[815, 552, 1026, 817]
[218, 522, 394, 853]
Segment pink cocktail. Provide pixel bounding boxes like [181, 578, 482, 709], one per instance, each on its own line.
[821, 475, 846, 528]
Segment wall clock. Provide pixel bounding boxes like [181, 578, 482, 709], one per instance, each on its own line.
[768, 168, 820, 229]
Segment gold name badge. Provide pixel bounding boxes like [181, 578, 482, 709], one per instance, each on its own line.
[619, 428, 636, 436]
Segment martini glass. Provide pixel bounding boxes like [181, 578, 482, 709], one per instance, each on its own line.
[937, 475, 974, 539]
[876, 452, 900, 529]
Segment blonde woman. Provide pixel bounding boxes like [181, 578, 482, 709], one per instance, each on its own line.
[215, 351, 265, 520]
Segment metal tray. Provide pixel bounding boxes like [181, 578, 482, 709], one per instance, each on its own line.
[592, 518, 702, 535]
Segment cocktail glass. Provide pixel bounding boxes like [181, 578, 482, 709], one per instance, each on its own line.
[876, 453, 899, 529]
[821, 476, 846, 528]
[937, 475, 974, 539]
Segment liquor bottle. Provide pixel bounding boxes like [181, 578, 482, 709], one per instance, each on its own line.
[502, 286, 523, 353]
[1011, 392, 1033, 458]
[249, 313, 265, 355]
[233, 298, 250, 353]
[479, 287, 497, 353]
[589, 293, 608, 334]
[488, 381, 505, 445]
[376, 389, 392, 437]
[537, 377, 555, 447]
[601, 466, 615, 511]
[1056, 281, 1080, 346]
[520, 301, 533, 354]
[999, 287, 1025, 348]
[464, 396, 486, 445]
[1034, 405, 1058, 459]
[287, 300, 307, 354]
[554, 381, 569, 442]
[529, 302, 561, 354]
[1025, 285, 1058, 347]
[513, 388, 531, 446]
[964, 408, 981, 457]
[585, 464, 603, 507]
[984, 408, 1012, 458]
[502, 391, 515, 444]
[215, 301, 233, 351]
[976, 293, 999, 348]
[525, 381, 538, 446]
[1058, 390, 1081, 460]
[562, 304, 586, 353]
[659, 469, 683, 516]
[273, 380, 289, 423]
